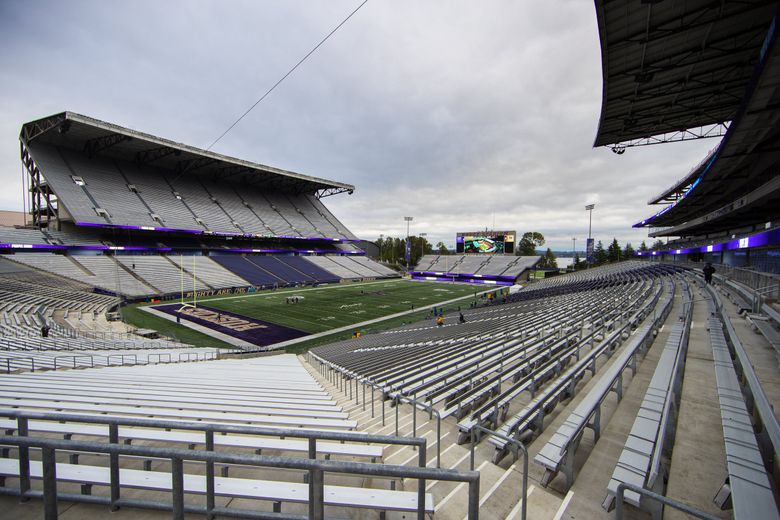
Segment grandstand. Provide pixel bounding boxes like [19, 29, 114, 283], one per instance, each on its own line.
[3, 2, 780, 519]
[0, 112, 401, 366]
[4, 112, 397, 297]
[595, 1, 780, 273]
[410, 254, 541, 285]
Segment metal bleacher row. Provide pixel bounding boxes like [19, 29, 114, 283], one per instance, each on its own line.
[0, 256, 236, 373]
[29, 142, 357, 240]
[1, 251, 397, 298]
[310, 263, 678, 442]
[414, 254, 540, 277]
[309, 261, 780, 518]
[0, 355, 476, 518]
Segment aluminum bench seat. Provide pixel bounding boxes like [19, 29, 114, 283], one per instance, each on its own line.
[0, 458, 433, 513]
[0, 387, 340, 414]
[0, 400, 357, 430]
[0, 419, 383, 460]
[0, 391, 346, 419]
[0, 376, 332, 400]
[535, 321, 664, 489]
[708, 314, 780, 519]
[603, 303, 691, 517]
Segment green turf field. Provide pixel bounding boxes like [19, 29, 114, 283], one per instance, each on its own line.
[185, 279, 482, 333]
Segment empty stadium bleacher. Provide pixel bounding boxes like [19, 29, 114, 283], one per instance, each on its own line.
[411, 254, 541, 284]
[0, 354, 471, 518]
[27, 139, 358, 242]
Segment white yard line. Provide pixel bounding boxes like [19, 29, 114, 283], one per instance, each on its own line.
[552, 490, 574, 520]
[503, 485, 537, 520]
[479, 462, 517, 507]
[427, 450, 472, 490]
[428, 443, 457, 467]
[384, 429, 434, 463]
[149, 279, 493, 351]
[437, 461, 489, 510]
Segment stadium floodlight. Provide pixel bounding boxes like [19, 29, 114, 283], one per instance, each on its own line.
[420, 232, 427, 257]
[404, 217, 413, 268]
[585, 204, 595, 239]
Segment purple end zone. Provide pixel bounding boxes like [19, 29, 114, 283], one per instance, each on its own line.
[155, 304, 309, 347]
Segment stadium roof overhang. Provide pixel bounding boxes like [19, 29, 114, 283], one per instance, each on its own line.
[634, 11, 780, 234]
[19, 112, 355, 197]
[593, 0, 778, 150]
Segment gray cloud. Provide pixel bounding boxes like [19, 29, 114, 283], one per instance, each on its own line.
[0, 0, 716, 250]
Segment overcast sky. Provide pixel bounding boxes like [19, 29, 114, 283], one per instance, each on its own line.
[0, 0, 717, 250]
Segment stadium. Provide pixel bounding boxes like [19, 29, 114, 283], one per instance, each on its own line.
[0, 1, 779, 520]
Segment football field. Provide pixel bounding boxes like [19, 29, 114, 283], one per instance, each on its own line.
[185, 279, 482, 333]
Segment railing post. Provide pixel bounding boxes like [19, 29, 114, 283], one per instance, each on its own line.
[309, 467, 324, 520]
[412, 396, 417, 440]
[18, 416, 30, 501]
[467, 476, 480, 519]
[418, 438, 427, 520]
[41, 446, 58, 520]
[470, 427, 476, 470]
[206, 430, 215, 519]
[395, 396, 400, 436]
[109, 423, 120, 510]
[171, 456, 184, 520]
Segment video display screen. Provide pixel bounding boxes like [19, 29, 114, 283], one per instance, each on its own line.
[456, 231, 515, 254]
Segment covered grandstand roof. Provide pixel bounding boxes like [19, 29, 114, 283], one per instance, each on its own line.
[19, 112, 354, 196]
[635, 8, 780, 236]
[593, 0, 778, 148]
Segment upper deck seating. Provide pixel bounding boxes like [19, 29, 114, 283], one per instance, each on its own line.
[27, 143, 357, 240]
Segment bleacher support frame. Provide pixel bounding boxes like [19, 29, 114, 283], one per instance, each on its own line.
[0, 410, 482, 520]
[469, 425, 529, 520]
[614, 482, 720, 520]
[0, 434, 480, 520]
[705, 281, 780, 476]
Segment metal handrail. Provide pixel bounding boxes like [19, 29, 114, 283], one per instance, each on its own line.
[470, 425, 529, 520]
[705, 283, 780, 464]
[615, 482, 719, 520]
[394, 394, 443, 468]
[52, 355, 95, 370]
[647, 279, 692, 488]
[0, 434, 480, 520]
[0, 409, 427, 452]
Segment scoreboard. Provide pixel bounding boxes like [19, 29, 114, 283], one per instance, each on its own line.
[455, 231, 516, 254]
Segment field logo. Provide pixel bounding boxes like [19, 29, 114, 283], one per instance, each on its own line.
[179, 306, 266, 332]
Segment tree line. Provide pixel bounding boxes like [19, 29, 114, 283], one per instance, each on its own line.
[374, 235, 440, 267]
[373, 232, 664, 270]
[570, 238, 662, 269]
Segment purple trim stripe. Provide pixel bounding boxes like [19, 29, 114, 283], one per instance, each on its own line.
[75, 220, 357, 242]
[411, 275, 513, 286]
[636, 227, 780, 256]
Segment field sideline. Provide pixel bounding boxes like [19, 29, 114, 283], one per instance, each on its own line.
[163, 279, 482, 334]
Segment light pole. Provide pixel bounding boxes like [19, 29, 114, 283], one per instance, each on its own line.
[585, 204, 595, 239]
[404, 216, 413, 269]
[379, 233, 384, 262]
[585, 204, 595, 266]
[572, 237, 576, 269]
[420, 232, 427, 259]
